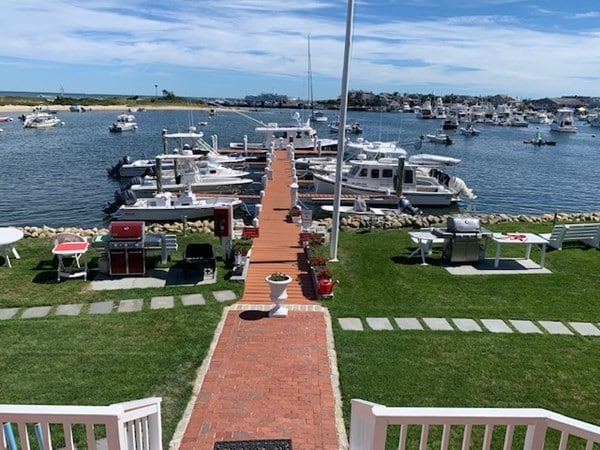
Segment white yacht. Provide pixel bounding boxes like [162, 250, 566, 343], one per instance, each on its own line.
[230, 112, 337, 151]
[550, 108, 577, 133]
[311, 157, 476, 206]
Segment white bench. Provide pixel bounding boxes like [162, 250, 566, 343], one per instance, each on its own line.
[538, 223, 600, 250]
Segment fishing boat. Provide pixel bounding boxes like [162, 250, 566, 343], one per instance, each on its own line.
[104, 186, 243, 222]
[424, 129, 453, 145]
[109, 113, 138, 132]
[126, 152, 254, 197]
[320, 198, 422, 217]
[22, 112, 63, 128]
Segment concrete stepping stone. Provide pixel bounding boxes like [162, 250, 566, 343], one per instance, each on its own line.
[212, 290, 237, 303]
[21, 306, 52, 319]
[0, 308, 19, 320]
[118, 299, 144, 313]
[569, 322, 600, 336]
[366, 317, 393, 330]
[150, 296, 174, 310]
[422, 317, 454, 331]
[481, 319, 513, 333]
[509, 320, 542, 334]
[394, 318, 423, 330]
[338, 318, 363, 331]
[181, 294, 206, 306]
[452, 318, 482, 332]
[55, 304, 83, 316]
[538, 320, 574, 335]
[89, 301, 114, 315]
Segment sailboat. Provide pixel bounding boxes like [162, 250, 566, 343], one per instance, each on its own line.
[307, 35, 328, 124]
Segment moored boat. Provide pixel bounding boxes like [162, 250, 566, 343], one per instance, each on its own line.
[109, 113, 138, 132]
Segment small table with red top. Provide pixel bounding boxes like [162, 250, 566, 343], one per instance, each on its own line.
[52, 241, 90, 281]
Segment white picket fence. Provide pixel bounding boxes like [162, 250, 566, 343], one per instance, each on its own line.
[1, 397, 162, 450]
[350, 399, 600, 450]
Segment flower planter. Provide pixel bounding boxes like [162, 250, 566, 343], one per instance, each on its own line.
[266, 274, 292, 317]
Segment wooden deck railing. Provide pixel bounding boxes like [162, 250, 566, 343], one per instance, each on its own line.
[1, 397, 162, 450]
[350, 399, 600, 450]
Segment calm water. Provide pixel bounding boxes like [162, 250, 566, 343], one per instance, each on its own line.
[1, 108, 599, 228]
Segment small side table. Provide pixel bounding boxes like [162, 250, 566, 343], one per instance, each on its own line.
[52, 241, 90, 281]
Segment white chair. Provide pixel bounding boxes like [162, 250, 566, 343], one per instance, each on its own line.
[51, 232, 89, 281]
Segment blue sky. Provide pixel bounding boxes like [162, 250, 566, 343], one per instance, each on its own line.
[2, 0, 600, 100]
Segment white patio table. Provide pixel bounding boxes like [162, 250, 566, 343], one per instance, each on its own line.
[0, 227, 24, 268]
[492, 232, 549, 269]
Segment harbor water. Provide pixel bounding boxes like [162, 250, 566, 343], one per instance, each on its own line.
[0, 108, 598, 229]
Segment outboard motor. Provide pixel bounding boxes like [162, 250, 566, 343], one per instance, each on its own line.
[106, 155, 132, 179]
[125, 176, 144, 189]
[102, 188, 137, 215]
[398, 198, 423, 216]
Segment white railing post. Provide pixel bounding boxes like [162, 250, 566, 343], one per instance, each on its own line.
[524, 419, 548, 450]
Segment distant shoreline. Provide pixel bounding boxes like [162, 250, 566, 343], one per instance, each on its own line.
[0, 104, 211, 113]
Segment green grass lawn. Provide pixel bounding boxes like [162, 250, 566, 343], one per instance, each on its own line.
[1, 222, 599, 448]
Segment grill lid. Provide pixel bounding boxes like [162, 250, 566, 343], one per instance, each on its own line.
[447, 216, 480, 233]
[109, 221, 145, 240]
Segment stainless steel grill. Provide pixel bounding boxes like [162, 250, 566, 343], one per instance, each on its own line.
[433, 216, 490, 263]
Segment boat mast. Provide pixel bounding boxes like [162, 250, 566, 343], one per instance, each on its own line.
[307, 34, 315, 122]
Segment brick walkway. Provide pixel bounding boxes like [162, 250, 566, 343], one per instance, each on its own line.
[174, 149, 346, 450]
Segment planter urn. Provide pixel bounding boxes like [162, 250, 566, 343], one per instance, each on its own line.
[266, 274, 292, 317]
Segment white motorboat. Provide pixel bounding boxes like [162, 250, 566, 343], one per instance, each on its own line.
[320, 198, 422, 217]
[311, 157, 476, 206]
[23, 112, 63, 128]
[109, 113, 138, 132]
[459, 124, 481, 136]
[310, 110, 328, 122]
[550, 108, 577, 133]
[127, 152, 254, 197]
[230, 112, 337, 151]
[329, 120, 362, 134]
[425, 129, 453, 145]
[108, 128, 248, 178]
[105, 187, 242, 222]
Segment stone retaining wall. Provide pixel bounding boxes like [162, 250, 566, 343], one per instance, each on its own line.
[15, 211, 600, 238]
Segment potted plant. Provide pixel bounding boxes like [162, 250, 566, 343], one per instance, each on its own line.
[316, 267, 337, 298]
[232, 238, 252, 266]
[265, 272, 292, 316]
[287, 205, 302, 223]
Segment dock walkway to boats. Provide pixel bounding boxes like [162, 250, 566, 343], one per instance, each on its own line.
[175, 149, 345, 449]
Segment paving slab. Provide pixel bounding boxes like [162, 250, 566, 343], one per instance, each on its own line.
[366, 317, 394, 330]
[481, 319, 513, 333]
[118, 299, 144, 313]
[394, 317, 423, 330]
[181, 294, 206, 306]
[150, 296, 175, 309]
[55, 304, 83, 316]
[338, 318, 363, 331]
[452, 318, 482, 332]
[569, 322, 600, 337]
[445, 259, 551, 276]
[21, 306, 52, 319]
[422, 317, 454, 331]
[538, 321, 574, 335]
[509, 320, 542, 334]
[213, 290, 237, 303]
[89, 301, 115, 315]
[0, 308, 19, 320]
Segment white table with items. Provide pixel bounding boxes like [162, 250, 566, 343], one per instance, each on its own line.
[0, 227, 24, 268]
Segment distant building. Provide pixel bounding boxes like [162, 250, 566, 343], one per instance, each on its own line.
[530, 97, 587, 112]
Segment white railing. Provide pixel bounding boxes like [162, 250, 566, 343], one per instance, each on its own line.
[1, 397, 162, 450]
[350, 399, 600, 450]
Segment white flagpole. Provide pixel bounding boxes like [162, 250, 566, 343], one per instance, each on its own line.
[329, 0, 355, 262]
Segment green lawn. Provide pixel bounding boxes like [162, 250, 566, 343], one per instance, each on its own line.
[1, 222, 599, 448]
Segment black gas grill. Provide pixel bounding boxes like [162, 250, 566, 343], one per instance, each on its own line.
[433, 216, 491, 263]
[108, 221, 146, 275]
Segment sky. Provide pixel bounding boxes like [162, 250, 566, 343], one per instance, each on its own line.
[2, 0, 600, 100]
